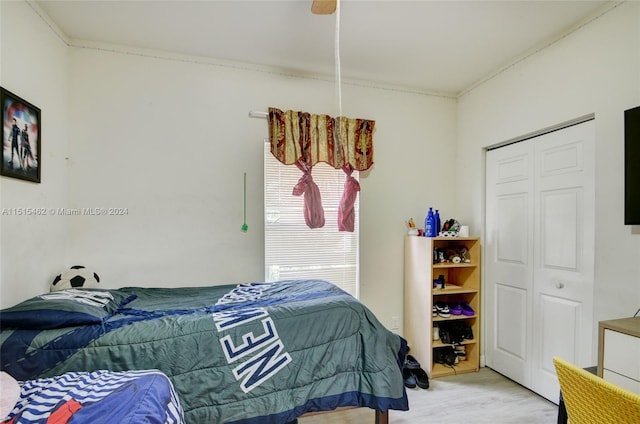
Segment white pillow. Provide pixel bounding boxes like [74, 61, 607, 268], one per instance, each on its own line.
[0, 371, 20, 419]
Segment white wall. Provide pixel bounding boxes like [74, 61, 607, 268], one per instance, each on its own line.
[0, 1, 459, 333]
[457, 1, 640, 341]
[0, 1, 69, 307]
[62, 48, 456, 330]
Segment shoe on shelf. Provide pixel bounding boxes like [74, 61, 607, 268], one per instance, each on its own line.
[440, 329, 450, 344]
[434, 346, 457, 366]
[460, 302, 475, 316]
[403, 367, 417, 389]
[448, 302, 463, 315]
[432, 306, 437, 317]
[433, 348, 444, 364]
[434, 301, 450, 318]
[462, 324, 474, 340]
[440, 321, 466, 344]
[433, 325, 440, 341]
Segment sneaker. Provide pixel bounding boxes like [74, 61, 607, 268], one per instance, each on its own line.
[454, 345, 466, 361]
[412, 367, 430, 389]
[405, 354, 421, 370]
[403, 367, 417, 388]
[440, 321, 464, 344]
[434, 346, 457, 366]
[454, 322, 473, 340]
[433, 348, 444, 364]
[439, 326, 452, 344]
[448, 302, 463, 315]
[434, 301, 450, 318]
[460, 302, 475, 316]
[464, 325, 474, 340]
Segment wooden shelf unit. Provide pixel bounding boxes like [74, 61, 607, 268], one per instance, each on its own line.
[404, 236, 481, 378]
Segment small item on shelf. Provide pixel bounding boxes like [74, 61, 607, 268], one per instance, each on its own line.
[434, 301, 450, 318]
[463, 324, 474, 340]
[407, 218, 419, 236]
[438, 325, 452, 344]
[448, 302, 462, 315]
[446, 249, 462, 263]
[433, 325, 440, 341]
[439, 219, 461, 237]
[438, 321, 473, 344]
[425, 208, 436, 237]
[434, 346, 457, 366]
[433, 274, 445, 289]
[454, 345, 466, 361]
[460, 301, 475, 316]
[434, 248, 447, 263]
[458, 247, 471, 263]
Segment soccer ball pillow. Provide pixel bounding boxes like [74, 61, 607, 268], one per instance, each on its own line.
[51, 265, 101, 291]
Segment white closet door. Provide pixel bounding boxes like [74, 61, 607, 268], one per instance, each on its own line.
[529, 121, 595, 401]
[485, 140, 535, 387]
[485, 120, 595, 402]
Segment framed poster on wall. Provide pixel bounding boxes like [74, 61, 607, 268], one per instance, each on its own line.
[1, 87, 41, 183]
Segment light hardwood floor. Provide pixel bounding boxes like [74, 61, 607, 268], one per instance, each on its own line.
[299, 367, 559, 424]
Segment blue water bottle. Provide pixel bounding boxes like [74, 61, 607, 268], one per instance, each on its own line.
[434, 209, 441, 236]
[425, 208, 436, 237]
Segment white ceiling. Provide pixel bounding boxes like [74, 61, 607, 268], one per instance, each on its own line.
[35, 0, 611, 96]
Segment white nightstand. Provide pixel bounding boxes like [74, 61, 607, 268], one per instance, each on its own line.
[597, 317, 640, 394]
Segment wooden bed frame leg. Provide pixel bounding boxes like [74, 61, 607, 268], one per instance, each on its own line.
[375, 410, 389, 424]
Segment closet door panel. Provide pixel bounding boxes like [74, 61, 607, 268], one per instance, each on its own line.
[495, 284, 528, 360]
[540, 188, 581, 270]
[485, 141, 534, 387]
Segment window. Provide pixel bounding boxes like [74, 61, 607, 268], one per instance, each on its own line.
[264, 141, 359, 298]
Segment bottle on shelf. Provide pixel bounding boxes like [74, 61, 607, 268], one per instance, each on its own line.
[434, 209, 441, 235]
[425, 207, 436, 237]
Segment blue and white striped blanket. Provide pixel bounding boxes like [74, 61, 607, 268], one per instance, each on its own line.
[3, 370, 184, 424]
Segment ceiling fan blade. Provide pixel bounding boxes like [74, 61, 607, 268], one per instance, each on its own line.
[311, 0, 336, 15]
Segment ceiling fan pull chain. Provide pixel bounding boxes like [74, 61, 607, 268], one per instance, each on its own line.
[335, 0, 342, 118]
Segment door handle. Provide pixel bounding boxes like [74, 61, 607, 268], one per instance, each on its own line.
[555, 281, 565, 289]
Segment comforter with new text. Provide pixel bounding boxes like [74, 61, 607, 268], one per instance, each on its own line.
[1, 280, 408, 423]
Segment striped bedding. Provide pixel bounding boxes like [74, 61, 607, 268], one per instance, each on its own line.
[2, 370, 184, 423]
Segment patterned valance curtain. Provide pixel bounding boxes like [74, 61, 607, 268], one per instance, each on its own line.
[267, 107, 375, 231]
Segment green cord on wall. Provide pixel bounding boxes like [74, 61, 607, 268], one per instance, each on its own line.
[241, 172, 248, 232]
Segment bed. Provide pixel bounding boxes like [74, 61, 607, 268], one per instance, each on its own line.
[0, 279, 409, 423]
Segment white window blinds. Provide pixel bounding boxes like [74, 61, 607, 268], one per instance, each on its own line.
[264, 141, 359, 298]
